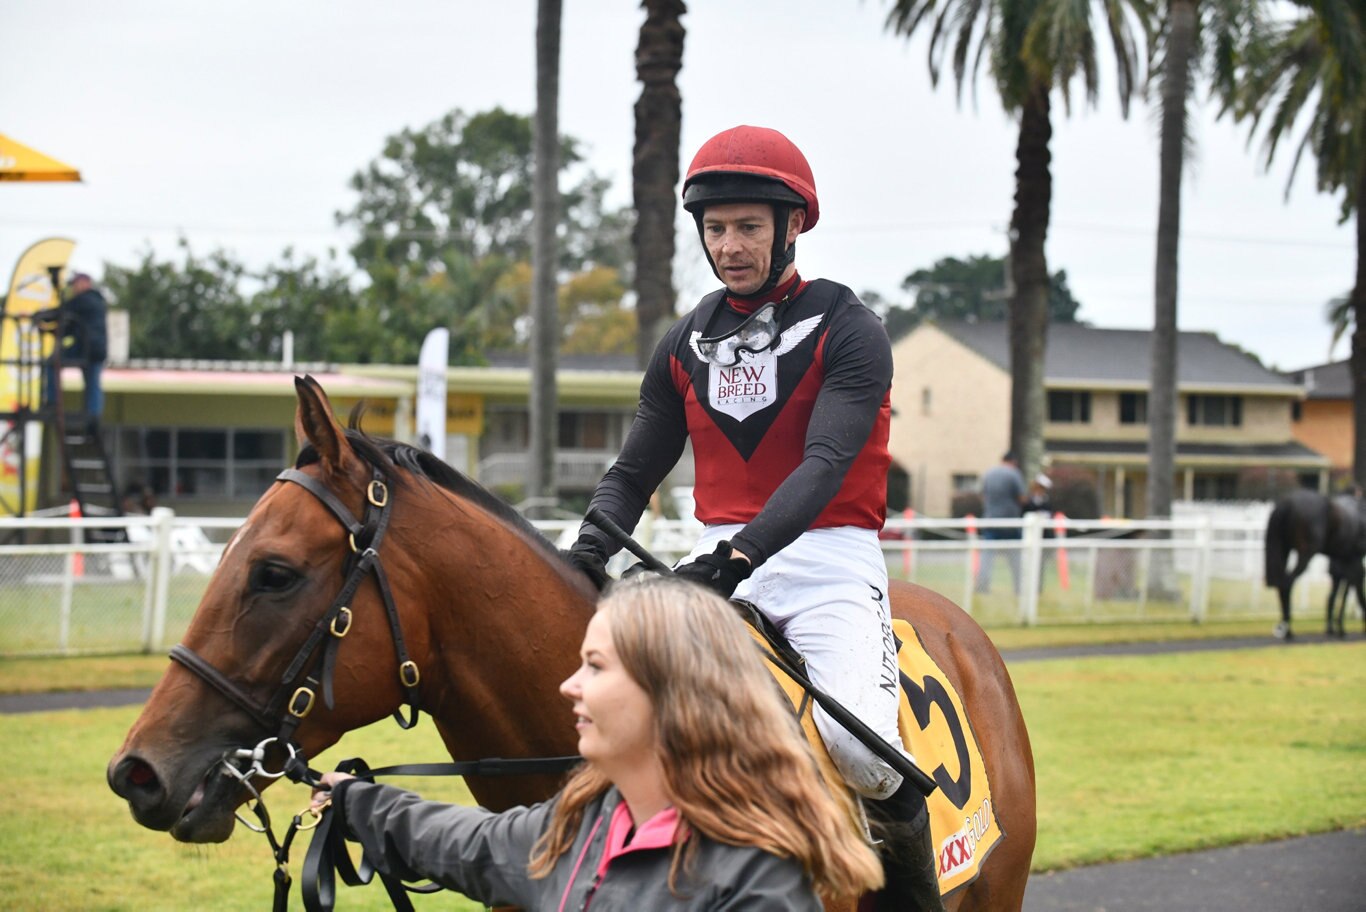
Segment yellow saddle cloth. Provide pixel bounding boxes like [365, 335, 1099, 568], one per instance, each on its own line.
[752, 618, 1004, 897]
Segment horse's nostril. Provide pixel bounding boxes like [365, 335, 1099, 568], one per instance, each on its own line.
[111, 754, 163, 802]
[127, 760, 156, 788]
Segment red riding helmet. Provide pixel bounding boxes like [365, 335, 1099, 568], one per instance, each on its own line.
[682, 125, 820, 230]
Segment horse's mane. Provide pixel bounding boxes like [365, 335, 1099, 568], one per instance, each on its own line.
[294, 428, 563, 560]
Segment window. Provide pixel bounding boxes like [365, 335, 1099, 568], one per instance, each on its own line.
[1191, 473, 1238, 501]
[557, 412, 615, 450]
[1291, 400, 1303, 422]
[1187, 394, 1242, 427]
[485, 410, 529, 449]
[1047, 391, 1092, 423]
[1119, 392, 1148, 425]
[112, 427, 289, 500]
[951, 473, 979, 493]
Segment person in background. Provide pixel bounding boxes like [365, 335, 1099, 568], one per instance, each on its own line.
[121, 482, 156, 516]
[1022, 472, 1056, 589]
[1023, 473, 1052, 518]
[38, 271, 109, 431]
[976, 450, 1027, 594]
[312, 576, 884, 911]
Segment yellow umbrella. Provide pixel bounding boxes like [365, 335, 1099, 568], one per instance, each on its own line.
[0, 133, 81, 182]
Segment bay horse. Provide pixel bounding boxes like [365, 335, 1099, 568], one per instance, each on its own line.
[108, 377, 1035, 910]
[1265, 489, 1366, 639]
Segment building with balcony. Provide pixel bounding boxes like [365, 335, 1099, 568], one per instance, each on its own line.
[889, 322, 1327, 517]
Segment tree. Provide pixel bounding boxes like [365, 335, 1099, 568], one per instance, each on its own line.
[530, 0, 563, 511]
[560, 266, 636, 355]
[632, 0, 687, 368]
[105, 242, 252, 360]
[337, 107, 631, 278]
[886, 0, 1151, 480]
[1148, 0, 1259, 525]
[336, 106, 632, 367]
[1235, 0, 1366, 485]
[249, 249, 367, 362]
[889, 253, 1081, 338]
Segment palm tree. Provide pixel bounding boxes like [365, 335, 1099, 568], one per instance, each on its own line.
[885, 0, 1151, 482]
[1235, 0, 1366, 485]
[632, 0, 687, 369]
[530, 0, 562, 511]
[1148, 0, 1258, 525]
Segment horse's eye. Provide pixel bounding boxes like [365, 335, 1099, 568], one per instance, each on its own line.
[249, 562, 299, 594]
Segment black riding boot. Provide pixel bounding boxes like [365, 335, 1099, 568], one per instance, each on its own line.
[868, 779, 946, 912]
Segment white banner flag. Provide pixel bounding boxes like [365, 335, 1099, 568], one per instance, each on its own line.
[416, 327, 449, 461]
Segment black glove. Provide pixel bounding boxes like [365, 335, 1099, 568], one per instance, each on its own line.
[673, 541, 753, 599]
[561, 547, 610, 591]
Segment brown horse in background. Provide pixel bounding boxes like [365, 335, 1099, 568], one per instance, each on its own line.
[108, 377, 1035, 910]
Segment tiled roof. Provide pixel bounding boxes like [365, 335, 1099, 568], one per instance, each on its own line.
[1284, 359, 1351, 399]
[935, 322, 1297, 390]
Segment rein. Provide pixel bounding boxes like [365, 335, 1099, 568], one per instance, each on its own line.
[166, 462, 580, 912]
[170, 466, 420, 750]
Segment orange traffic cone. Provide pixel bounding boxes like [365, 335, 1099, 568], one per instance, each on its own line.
[69, 499, 84, 577]
[966, 513, 980, 577]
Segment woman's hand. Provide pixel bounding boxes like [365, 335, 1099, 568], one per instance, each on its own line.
[311, 771, 356, 811]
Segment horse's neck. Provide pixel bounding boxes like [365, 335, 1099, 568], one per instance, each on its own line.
[397, 498, 592, 793]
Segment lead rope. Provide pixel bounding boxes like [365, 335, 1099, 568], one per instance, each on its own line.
[223, 738, 581, 912]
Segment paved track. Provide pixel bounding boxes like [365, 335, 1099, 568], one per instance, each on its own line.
[1023, 828, 1366, 911]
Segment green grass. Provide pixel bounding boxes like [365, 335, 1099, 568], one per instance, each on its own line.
[1016, 642, 1366, 869]
[1, 707, 483, 912]
[0, 654, 170, 694]
[0, 619, 1301, 696]
[2, 642, 1363, 909]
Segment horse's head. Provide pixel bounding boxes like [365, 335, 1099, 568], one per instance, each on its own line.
[108, 377, 441, 842]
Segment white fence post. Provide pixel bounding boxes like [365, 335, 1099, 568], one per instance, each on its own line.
[1020, 513, 1043, 625]
[963, 520, 978, 616]
[1191, 516, 1213, 623]
[60, 520, 79, 653]
[147, 508, 175, 653]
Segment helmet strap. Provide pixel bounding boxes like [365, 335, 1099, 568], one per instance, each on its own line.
[692, 203, 799, 300]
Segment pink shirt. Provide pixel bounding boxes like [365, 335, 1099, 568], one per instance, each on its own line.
[558, 800, 681, 912]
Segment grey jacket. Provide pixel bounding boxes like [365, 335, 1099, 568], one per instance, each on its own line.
[336, 780, 823, 910]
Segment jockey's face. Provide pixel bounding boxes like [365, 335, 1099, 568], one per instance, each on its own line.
[702, 202, 804, 296]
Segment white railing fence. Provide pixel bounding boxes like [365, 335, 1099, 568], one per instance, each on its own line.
[0, 510, 1340, 657]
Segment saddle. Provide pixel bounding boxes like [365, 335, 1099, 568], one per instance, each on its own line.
[731, 599, 1004, 898]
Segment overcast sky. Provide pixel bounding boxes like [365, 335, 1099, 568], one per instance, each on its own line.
[2, 0, 1350, 372]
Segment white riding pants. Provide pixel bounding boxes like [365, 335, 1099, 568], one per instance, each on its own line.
[685, 525, 909, 799]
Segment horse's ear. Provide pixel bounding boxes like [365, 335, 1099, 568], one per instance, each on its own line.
[294, 375, 358, 477]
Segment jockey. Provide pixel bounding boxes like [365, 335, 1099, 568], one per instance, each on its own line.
[567, 125, 945, 911]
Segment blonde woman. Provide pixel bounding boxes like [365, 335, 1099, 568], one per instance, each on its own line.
[314, 575, 882, 909]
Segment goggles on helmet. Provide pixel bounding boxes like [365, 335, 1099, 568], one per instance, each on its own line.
[694, 302, 780, 367]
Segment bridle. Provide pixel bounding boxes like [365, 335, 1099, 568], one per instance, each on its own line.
[169, 463, 422, 773]
[166, 459, 580, 912]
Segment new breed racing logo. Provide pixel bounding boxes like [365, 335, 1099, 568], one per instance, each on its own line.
[938, 796, 994, 880]
[690, 314, 822, 422]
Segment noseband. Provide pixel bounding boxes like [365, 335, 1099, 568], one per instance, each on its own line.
[169, 465, 423, 756]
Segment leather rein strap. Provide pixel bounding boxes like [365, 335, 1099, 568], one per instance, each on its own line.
[169, 465, 421, 751]
[167, 462, 582, 912]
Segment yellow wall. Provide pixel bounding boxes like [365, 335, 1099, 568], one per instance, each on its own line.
[890, 326, 1010, 517]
